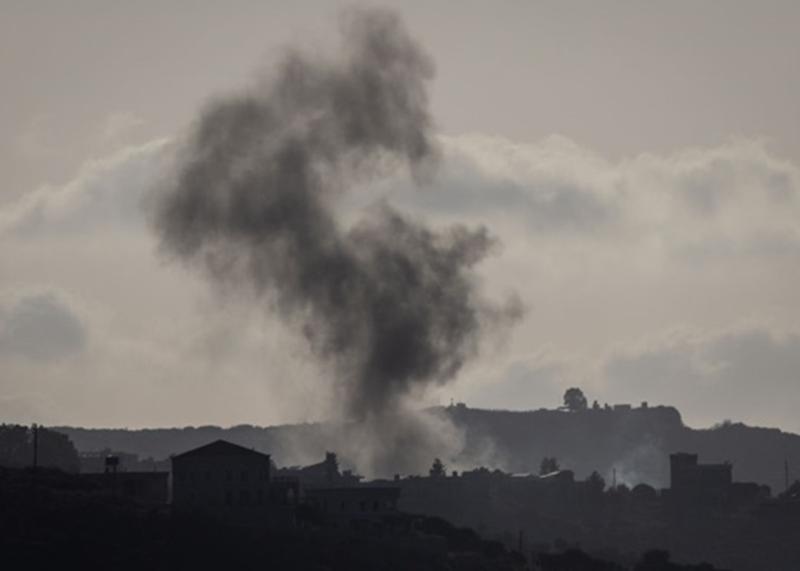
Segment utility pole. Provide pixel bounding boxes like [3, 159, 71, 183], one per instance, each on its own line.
[31, 423, 39, 471]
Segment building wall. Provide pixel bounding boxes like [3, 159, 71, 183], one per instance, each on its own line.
[670, 453, 699, 491]
[670, 452, 732, 500]
[172, 453, 271, 515]
[305, 487, 400, 528]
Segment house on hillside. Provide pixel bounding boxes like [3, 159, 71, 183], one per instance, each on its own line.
[670, 452, 732, 502]
[172, 440, 287, 521]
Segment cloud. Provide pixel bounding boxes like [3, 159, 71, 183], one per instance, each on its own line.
[99, 112, 145, 143]
[0, 291, 87, 361]
[604, 328, 800, 429]
[403, 135, 800, 430]
[0, 138, 170, 237]
[1, 132, 800, 432]
[6, 132, 798, 262]
[414, 134, 800, 258]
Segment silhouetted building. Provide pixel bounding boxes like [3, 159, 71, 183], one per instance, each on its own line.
[670, 452, 732, 501]
[730, 481, 771, 504]
[305, 486, 401, 529]
[631, 483, 658, 502]
[79, 449, 138, 473]
[171, 440, 272, 520]
[276, 451, 362, 489]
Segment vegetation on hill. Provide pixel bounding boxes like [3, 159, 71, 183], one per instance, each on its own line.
[0, 424, 79, 473]
[52, 401, 800, 492]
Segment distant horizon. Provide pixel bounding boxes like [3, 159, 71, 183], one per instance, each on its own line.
[39, 399, 793, 436]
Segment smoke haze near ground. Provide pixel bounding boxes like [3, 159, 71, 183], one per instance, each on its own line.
[153, 8, 520, 475]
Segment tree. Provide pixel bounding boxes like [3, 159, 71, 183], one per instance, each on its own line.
[539, 457, 560, 475]
[0, 424, 79, 472]
[429, 457, 447, 478]
[586, 470, 606, 495]
[0, 424, 30, 467]
[38, 428, 80, 472]
[563, 388, 588, 412]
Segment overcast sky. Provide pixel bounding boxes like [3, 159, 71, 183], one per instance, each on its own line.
[2, 0, 800, 432]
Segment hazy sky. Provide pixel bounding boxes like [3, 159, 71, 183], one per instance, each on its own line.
[2, 1, 800, 432]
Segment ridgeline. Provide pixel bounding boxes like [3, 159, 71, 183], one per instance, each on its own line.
[54, 403, 800, 492]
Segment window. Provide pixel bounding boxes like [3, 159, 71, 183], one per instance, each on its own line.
[205, 471, 211, 481]
[359, 501, 366, 512]
[373, 500, 379, 512]
[225, 470, 232, 481]
[240, 490, 250, 506]
[241, 470, 248, 482]
[225, 491, 232, 506]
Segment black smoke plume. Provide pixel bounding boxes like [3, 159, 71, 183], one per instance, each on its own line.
[155, 8, 520, 465]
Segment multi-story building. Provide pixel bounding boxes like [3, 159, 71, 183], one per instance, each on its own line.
[171, 440, 273, 520]
[669, 452, 732, 501]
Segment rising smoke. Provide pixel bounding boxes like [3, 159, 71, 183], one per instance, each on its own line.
[155, 8, 520, 476]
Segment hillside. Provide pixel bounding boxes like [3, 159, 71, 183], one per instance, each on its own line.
[443, 404, 800, 492]
[53, 404, 800, 492]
